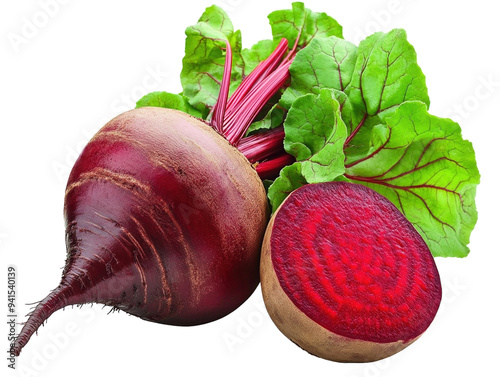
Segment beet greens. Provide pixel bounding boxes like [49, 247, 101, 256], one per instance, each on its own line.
[139, 3, 479, 258]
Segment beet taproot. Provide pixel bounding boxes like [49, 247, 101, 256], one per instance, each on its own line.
[260, 182, 442, 362]
[13, 34, 299, 356]
[13, 107, 269, 356]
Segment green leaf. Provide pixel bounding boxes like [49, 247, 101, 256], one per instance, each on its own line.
[180, 5, 302, 117]
[341, 29, 431, 162]
[281, 36, 358, 109]
[246, 104, 285, 135]
[267, 162, 307, 212]
[284, 89, 347, 183]
[181, 5, 244, 115]
[135, 91, 204, 118]
[345, 101, 480, 258]
[263, 179, 274, 193]
[268, 2, 343, 48]
[283, 29, 430, 139]
[332, 89, 355, 134]
[346, 29, 430, 121]
[241, 39, 276, 76]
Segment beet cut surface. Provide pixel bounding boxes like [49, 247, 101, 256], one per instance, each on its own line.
[261, 182, 442, 362]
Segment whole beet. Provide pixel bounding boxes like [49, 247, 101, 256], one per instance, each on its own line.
[14, 107, 269, 355]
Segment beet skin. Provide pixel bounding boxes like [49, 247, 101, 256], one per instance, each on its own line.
[14, 107, 269, 356]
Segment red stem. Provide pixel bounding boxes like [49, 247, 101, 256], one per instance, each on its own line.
[237, 127, 286, 163]
[283, 28, 301, 62]
[224, 61, 292, 145]
[344, 113, 367, 148]
[208, 36, 302, 179]
[210, 41, 233, 133]
[255, 152, 295, 180]
[224, 39, 289, 121]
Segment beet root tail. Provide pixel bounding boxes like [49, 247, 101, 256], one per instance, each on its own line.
[13, 284, 79, 356]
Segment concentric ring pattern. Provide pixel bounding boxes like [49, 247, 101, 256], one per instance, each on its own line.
[270, 182, 442, 343]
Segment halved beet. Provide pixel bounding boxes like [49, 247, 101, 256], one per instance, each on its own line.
[260, 182, 442, 362]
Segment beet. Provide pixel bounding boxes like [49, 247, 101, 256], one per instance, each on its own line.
[14, 107, 268, 356]
[260, 182, 442, 362]
[13, 34, 300, 356]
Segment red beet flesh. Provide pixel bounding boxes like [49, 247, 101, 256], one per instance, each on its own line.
[261, 182, 442, 362]
[14, 107, 268, 356]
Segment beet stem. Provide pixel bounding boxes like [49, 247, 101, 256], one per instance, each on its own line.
[237, 126, 286, 163]
[255, 152, 295, 180]
[344, 113, 368, 148]
[209, 35, 302, 169]
[210, 41, 233, 133]
[224, 61, 292, 145]
[224, 39, 289, 121]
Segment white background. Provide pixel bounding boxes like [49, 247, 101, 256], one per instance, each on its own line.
[1, 0, 498, 376]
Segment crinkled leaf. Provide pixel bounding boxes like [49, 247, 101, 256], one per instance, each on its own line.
[138, 4, 479, 258]
[281, 36, 358, 108]
[283, 30, 430, 150]
[135, 91, 204, 118]
[345, 101, 480, 258]
[267, 162, 307, 212]
[341, 29, 431, 161]
[181, 5, 244, 115]
[332, 90, 355, 134]
[346, 29, 430, 122]
[268, 2, 343, 48]
[284, 89, 347, 183]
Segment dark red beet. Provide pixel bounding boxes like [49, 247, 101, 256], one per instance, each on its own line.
[14, 35, 298, 357]
[260, 182, 442, 362]
[14, 107, 269, 356]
